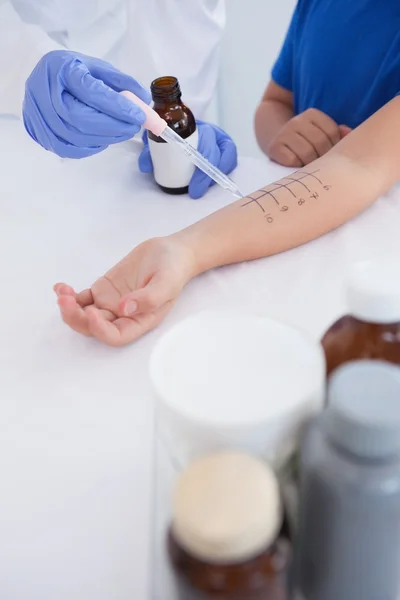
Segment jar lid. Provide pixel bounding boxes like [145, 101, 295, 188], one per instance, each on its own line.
[150, 311, 325, 468]
[346, 261, 400, 323]
[171, 451, 282, 564]
[326, 361, 400, 459]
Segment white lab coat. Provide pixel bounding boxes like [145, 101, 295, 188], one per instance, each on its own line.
[0, 0, 225, 119]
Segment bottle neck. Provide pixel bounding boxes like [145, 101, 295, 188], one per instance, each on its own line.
[151, 76, 182, 108]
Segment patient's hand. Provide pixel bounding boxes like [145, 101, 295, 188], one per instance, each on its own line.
[55, 237, 195, 346]
[268, 108, 351, 167]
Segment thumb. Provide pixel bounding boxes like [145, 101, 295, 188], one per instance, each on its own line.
[138, 144, 154, 174]
[93, 68, 151, 105]
[119, 273, 172, 316]
[64, 59, 146, 125]
[189, 123, 219, 199]
[339, 124, 352, 138]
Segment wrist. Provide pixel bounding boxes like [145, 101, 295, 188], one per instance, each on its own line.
[172, 201, 242, 277]
[255, 100, 293, 156]
[172, 220, 218, 278]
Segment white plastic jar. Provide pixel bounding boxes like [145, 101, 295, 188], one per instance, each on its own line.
[150, 310, 325, 470]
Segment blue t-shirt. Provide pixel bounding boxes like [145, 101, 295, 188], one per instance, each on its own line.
[272, 0, 400, 128]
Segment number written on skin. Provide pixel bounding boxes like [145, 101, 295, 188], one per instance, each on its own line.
[241, 170, 333, 224]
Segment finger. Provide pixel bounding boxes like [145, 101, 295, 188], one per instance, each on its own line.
[58, 295, 91, 336]
[44, 124, 108, 158]
[86, 306, 141, 346]
[296, 120, 333, 157]
[207, 123, 238, 175]
[339, 124, 352, 137]
[86, 303, 172, 347]
[97, 308, 117, 322]
[54, 283, 75, 297]
[286, 132, 318, 165]
[62, 58, 147, 125]
[52, 142, 106, 159]
[217, 137, 238, 175]
[23, 93, 108, 158]
[58, 92, 141, 141]
[268, 141, 303, 168]
[87, 65, 151, 105]
[54, 284, 94, 308]
[306, 110, 341, 146]
[75, 288, 94, 308]
[119, 272, 173, 316]
[138, 145, 154, 173]
[189, 124, 220, 199]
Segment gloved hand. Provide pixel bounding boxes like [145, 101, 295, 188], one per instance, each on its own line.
[23, 50, 151, 159]
[138, 121, 238, 199]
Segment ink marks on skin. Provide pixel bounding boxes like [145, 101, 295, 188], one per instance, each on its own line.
[241, 169, 333, 224]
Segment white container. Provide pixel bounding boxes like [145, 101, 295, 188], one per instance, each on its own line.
[150, 310, 326, 470]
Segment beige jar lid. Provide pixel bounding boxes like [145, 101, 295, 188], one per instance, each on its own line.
[171, 451, 282, 564]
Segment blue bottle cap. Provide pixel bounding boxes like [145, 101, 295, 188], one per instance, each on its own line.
[326, 361, 400, 459]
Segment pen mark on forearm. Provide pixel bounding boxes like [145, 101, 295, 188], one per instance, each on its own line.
[242, 197, 266, 212]
[241, 168, 332, 223]
[302, 169, 322, 185]
[282, 176, 311, 192]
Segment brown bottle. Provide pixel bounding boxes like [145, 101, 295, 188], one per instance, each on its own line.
[148, 76, 197, 195]
[322, 261, 400, 377]
[168, 451, 291, 600]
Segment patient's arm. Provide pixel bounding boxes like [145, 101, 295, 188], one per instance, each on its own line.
[55, 97, 400, 346]
[255, 80, 294, 155]
[184, 96, 400, 271]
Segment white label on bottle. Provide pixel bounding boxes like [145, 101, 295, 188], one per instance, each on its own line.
[148, 129, 199, 190]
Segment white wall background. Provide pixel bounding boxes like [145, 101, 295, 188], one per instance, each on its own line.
[217, 0, 296, 158]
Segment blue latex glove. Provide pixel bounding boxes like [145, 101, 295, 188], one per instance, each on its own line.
[23, 50, 151, 159]
[138, 121, 238, 199]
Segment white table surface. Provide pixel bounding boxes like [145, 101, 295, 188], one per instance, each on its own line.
[1, 116, 400, 600]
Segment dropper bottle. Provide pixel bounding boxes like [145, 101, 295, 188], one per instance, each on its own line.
[120, 89, 244, 199]
[147, 76, 198, 195]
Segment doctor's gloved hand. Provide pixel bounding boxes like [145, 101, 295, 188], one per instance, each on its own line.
[23, 50, 151, 159]
[139, 121, 238, 199]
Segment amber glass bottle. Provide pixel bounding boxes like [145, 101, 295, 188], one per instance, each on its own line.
[168, 452, 291, 600]
[148, 76, 197, 195]
[322, 262, 400, 377]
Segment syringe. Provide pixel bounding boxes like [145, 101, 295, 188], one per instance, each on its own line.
[121, 90, 244, 200]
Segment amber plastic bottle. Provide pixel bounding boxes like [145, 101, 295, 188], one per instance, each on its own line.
[148, 76, 197, 195]
[322, 261, 400, 377]
[168, 452, 291, 600]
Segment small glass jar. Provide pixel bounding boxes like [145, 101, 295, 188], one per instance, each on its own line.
[168, 451, 291, 600]
[322, 261, 400, 377]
